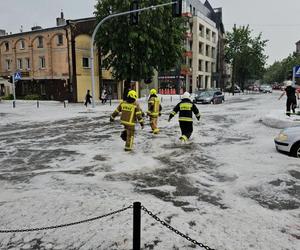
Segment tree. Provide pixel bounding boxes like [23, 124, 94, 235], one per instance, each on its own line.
[94, 0, 186, 82]
[225, 25, 268, 91]
[263, 54, 300, 84]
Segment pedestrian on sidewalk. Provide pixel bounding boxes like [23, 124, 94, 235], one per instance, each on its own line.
[84, 90, 92, 107]
[147, 89, 162, 134]
[278, 80, 300, 116]
[110, 90, 144, 151]
[101, 88, 107, 104]
[168, 92, 201, 142]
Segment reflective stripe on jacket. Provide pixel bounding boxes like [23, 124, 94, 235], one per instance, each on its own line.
[111, 101, 144, 126]
[169, 98, 200, 122]
[148, 95, 161, 117]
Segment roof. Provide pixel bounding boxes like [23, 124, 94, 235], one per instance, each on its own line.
[0, 17, 96, 40]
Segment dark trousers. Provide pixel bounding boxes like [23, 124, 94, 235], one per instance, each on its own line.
[84, 99, 91, 107]
[286, 97, 297, 115]
[179, 121, 193, 140]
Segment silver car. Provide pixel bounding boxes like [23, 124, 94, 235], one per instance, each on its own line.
[274, 126, 300, 158]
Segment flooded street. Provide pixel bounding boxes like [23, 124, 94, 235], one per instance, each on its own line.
[0, 93, 299, 249]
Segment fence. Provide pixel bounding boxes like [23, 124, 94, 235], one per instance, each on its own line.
[0, 202, 215, 250]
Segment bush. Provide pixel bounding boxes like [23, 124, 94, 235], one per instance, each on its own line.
[1, 94, 14, 100]
[24, 94, 41, 100]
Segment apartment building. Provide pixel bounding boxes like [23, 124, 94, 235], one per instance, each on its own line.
[296, 40, 300, 55]
[158, 0, 225, 93]
[0, 13, 117, 102]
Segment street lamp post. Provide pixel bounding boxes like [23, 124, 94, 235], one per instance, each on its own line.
[90, 1, 177, 108]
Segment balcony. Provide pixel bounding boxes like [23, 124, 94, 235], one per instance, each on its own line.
[182, 12, 192, 18]
[183, 51, 193, 58]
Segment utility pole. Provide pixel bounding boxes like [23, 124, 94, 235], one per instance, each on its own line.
[90, 1, 179, 108]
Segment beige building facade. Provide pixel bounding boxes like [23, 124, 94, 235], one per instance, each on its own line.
[0, 14, 115, 102]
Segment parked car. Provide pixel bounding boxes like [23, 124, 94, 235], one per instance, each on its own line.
[225, 85, 241, 93]
[193, 90, 224, 104]
[259, 84, 273, 93]
[274, 126, 300, 158]
[247, 84, 260, 91]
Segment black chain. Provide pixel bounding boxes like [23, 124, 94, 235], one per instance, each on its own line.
[141, 206, 215, 250]
[0, 205, 133, 233]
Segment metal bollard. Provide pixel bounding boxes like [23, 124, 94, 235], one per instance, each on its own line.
[110, 98, 112, 106]
[64, 101, 66, 108]
[37, 100, 39, 108]
[13, 100, 16, 108]
[171, 96, 172, 102]
[133, 202, 141, 250]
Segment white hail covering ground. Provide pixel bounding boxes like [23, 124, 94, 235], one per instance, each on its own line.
[0, 92, 299, 250]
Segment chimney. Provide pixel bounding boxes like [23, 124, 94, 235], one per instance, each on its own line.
[56, 10, 66, 26]
[0, 29, 6, 36]
[31, 25, 42, 31]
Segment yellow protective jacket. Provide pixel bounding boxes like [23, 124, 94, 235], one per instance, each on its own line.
[111, 100, 144, 127]
[147, 95, 162, 118]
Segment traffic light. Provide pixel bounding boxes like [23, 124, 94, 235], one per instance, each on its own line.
[8, 76, 13, 83]
[130, 0, 139, 25]
[172, 0, 182, 17]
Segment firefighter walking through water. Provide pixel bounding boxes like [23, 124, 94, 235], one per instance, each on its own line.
[168, 92, 201, 142]
[110, 90, 144, 151]
[147, 89, 162, 134]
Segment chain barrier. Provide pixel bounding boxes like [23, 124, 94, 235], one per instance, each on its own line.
[0, 205, 133, 233]
[141, 205, 215, 250]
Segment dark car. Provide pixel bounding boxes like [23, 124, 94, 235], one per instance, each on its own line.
[193, 90, 224, 104]
[225, 85, 241, 93]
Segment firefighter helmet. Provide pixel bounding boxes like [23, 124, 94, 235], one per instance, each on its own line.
[127, 90, 138, 100]
[182, 92, 191, 99]
[150, 89, 157, 95]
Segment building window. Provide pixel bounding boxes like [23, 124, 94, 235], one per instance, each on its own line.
[206, 45, 210, 57]
[57, 34, 63, 45]
[188, 59, 192, 68]
[82, 57, 90, 68]
[199, 24, 204, 37]
[4, 42, 9, 51]
[212, 32, 217, 43]
[37, 37, 43, 48]
[17, 59, 23, 70]
[39, 56, 46, 68]
[25, 58, 30, 69]
[206, 29, 211, 40]
[5, 59, 11, 70]
[199, 42, 203, 54]
[189, 41, 193, 51]
[205, 61, 209, 72]
[20, 40, 25, 49]
[198, 59, 203, 71]
[212, 47, 216, 58]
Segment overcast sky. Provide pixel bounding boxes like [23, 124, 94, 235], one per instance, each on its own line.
[1, 0, 299, 65]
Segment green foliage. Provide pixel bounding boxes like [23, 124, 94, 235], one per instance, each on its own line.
[24, 94, 40, 100]
[94, 0, 186, 81]
[263, 54, 300, 83]
[225, 25, 268, 90]
[1, 94, 14, 100]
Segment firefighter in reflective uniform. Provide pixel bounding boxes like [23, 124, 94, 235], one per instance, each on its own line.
[168, 92, 201, 142]
[147, 89, 162, 134]
[110, 90, 144, 151]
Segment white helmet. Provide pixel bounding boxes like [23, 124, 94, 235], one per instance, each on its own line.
[182, 92, 191, 99]
[286, 80, 293, 86]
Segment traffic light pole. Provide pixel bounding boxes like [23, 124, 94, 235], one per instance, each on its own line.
[90, 1, 178, 108]
[12, 75, 16, 108]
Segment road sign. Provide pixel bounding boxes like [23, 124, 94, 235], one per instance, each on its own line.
[14, 72, 22, 81]
[294, 65, 300, 78]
